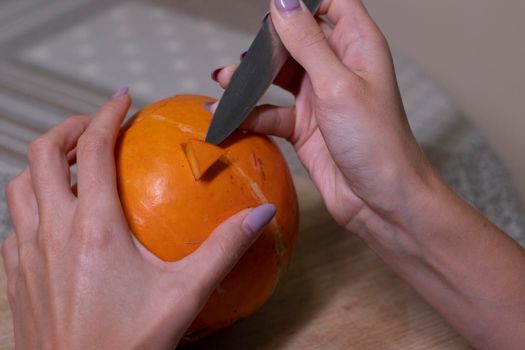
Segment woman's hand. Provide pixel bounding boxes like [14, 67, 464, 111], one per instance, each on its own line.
[213, 0, 434, 232]
[1, 90, 275, 349]
[214, 1, 525, 349]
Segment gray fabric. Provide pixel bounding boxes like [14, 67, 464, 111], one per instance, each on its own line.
[438, 131, 525, 246]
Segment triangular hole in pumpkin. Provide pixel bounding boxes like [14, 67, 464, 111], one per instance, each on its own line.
[182, 139, 225, 180]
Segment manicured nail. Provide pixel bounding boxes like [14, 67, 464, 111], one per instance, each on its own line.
[207, 101, 219, 114]
[261, 11, 270, 24]
[211, 67, 223, 82]
[112, 86, 129, 98]
[275, 0, 300, 13]
[203, 101, 215, 113]
[242, 204, 276, 235]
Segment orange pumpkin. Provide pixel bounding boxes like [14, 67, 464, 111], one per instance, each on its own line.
[115, 95, 299, 341]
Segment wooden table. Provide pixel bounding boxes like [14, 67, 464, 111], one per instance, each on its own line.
[0, 178, 471, 349]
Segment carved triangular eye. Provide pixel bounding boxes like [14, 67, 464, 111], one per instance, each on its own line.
[182, 139, 225, 180]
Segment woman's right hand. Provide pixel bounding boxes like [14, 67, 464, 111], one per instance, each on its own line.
[213, 0, 436, 233]
[215, 2, 525, 349]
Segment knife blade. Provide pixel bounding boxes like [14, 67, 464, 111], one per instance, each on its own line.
[205, 0, 323, 145]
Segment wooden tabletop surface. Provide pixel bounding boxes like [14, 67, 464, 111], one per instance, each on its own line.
[0, 178, 471, 349]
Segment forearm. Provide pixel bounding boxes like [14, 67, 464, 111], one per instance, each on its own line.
[356, 172, 525, 349]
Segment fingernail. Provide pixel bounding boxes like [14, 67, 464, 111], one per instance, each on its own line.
[208, 101, 219, 114]
[261, 11, 270, 24]
[203, 101, 216, 113]
[112, 86, 129, 98]
[242, 204, 276, 235]
[240, 51, 247, 60]
[211, 67, 223, 82]
[275, 0, 300, 13]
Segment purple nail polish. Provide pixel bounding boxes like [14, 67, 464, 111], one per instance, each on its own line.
[112, 87, 129, 98]
[242, 204, 276, 235]
[211, 67, 223, 82]
[203, 101, 215, 113]
[275, 0, 300, 13]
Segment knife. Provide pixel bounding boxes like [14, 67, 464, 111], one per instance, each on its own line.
[205, 0, 323, 145]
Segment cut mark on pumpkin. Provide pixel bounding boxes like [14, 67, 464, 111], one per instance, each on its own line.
[228, 159, 286, 277]
[251, 152, 266, 181]
[149, 114, 205, 137]
[182, 139, 225, 180]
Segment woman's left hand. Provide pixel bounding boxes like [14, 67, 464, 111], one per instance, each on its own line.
[1, 89, 273, 349]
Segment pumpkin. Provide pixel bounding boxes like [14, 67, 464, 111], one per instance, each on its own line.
[115, 95, 299, 342]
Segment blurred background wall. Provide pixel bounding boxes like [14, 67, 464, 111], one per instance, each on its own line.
[365, 0, 525, 199]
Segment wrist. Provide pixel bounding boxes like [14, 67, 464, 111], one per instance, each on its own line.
[352, 155, 525, 350]
[350, 158, 452, 258]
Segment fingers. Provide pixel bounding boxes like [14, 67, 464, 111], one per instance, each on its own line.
[214, 58, 305, 96]
[241, 104, 296, 140]
[1, 233, 19, 280]
[27, 115, 91, 216]
[182, 204, 276, 292]
[204, 101, 296, 141]
[213, 64, 238, 90]
[319, 0, 391, 74]
[76, 88, 131, 217]
[319, 0, 375, 30]
[5, 168, 39, 242]
[270, 0, 354, 93]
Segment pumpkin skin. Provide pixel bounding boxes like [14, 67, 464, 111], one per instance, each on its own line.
[115, 95, 299, 341]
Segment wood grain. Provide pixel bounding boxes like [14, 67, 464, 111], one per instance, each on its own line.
[0, 178, 471, 349]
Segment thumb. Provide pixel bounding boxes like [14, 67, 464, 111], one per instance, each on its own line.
[183, 204, 276, 292]
[270, 0, 349, 92]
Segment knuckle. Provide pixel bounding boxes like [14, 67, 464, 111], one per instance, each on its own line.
[294, 25, 326, 50]
[321, 77, 356, 102]
[27, 136, 55, 163]
[213, 235, 243, 265]
[4, 178, 19, 203]
[66, 115, 92, 130]
[171, 271, 208, 307]
[372, 31, 389, 50]
[167, 282, 201, 314]
[73, 220, 114, 253]
[36, 230, 61, 253]
[5, 169, 31, 210]
[316, 77, 369, 116]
